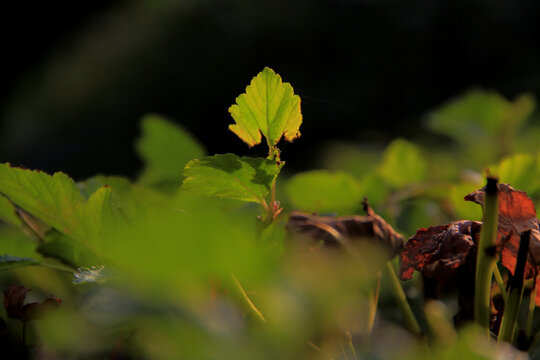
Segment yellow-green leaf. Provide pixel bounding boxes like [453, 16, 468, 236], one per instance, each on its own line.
[228, 67, 302, 148]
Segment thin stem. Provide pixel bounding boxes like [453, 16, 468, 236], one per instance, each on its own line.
[498, 230, 530, 343]
[383, 262, 422, 336]
[366, 272, 382, 335]
[346, 331, 358, 360]
[494, 266, 508, 303]
[231, 274, 266, 322]
[474, 177, 499, 335]
[526, 279, 537, 339]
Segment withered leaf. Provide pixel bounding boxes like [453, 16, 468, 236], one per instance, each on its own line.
[399, 221, 482, 280]
[286, 210, 404, 258]
[4, 285, 62, 322]
[465, 183, 540, 278]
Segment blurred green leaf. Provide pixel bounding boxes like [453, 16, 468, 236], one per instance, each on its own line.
[229, 67, 302, 148]
[378, 139, 427, 188]
[183, 154, 282, 205]
[428, 90, 535, 166]
[285, 170, 362, 214]
[136, 114, 205, 186]
[106, 201, 271, 295]
[320, 142, 382, 178]
[491, 153, 540, 197]
[449, 183, 483, 221]
[0, 164, 113, 248]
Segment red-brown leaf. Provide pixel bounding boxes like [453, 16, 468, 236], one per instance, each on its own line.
[399, 221, 482, 280]
[3, 285, 62, 322]
[465, 183, 540, 278]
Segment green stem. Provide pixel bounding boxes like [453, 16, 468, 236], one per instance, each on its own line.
[383, 262, 422, 336]
[474, 177, 499, 335]
[231, 274, 266, 322]
[494, 266, 508, 303]
[498, 230, 530, 343]
[366, 272, 382, 335]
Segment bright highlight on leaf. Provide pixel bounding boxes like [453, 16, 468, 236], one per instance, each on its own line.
[183, 154, 283, 205]
[228, 67, 302, 149]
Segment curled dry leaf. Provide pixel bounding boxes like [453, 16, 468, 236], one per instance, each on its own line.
[399, 221, 482, 280]
[4, 285, 62, 322]
[286, 210, 404, 258]
[465, 183, 540, 278]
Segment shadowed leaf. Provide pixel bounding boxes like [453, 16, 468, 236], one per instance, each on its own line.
[183, 154, 282, 204]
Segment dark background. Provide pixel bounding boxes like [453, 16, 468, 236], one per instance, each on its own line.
[2, 0, 540, 180]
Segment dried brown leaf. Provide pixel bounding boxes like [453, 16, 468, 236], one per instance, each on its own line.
[286, 210, 404, 258]
[3, 285, 62, 322]
[399, 221, 481, 280]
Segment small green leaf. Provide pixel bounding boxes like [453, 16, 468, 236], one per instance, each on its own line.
[0, 164, 113, 247]
[229, 67, 302, 148]
[183, 154, 282, 204]
[136, 114, 205, 186]
[378, 139, 427, 188]
[0, 254, 39, 271]
[285, 170, 363, 214]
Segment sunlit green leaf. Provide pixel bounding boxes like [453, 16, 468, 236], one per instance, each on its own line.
[183, 154, 282, 204]
[136, 114, 205, 186]
[229, 67, 302, 148]
[285, 170, 362, 214]
[378, 139, 427, 188]
[0, 164, 113, 247]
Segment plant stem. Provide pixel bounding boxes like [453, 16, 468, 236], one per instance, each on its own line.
[493, 266, 508, 303]
[474, 177, 499, 336]
[366, 272, 382, 335]
[526, 279, 537, 339]
[231, 274, 266, 322]
[383, 262, 421, 336]
[498, 230, 530, 343]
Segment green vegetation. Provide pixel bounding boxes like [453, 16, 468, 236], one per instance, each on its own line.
[2, 68, 540, 359]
